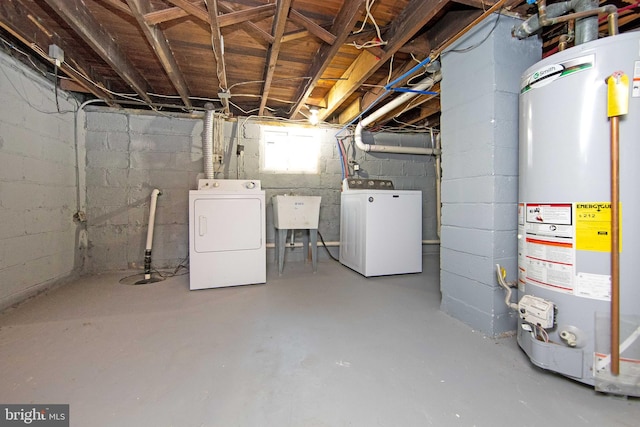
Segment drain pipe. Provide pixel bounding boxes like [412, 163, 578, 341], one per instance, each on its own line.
[203, 103, 215, 179]
[354, 72, 442, 156]
[137, 188, 163, 284]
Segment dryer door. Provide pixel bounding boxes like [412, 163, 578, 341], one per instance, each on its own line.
[193, 197, 263, 253]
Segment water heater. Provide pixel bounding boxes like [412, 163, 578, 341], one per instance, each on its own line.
[517, 31, 640, 396]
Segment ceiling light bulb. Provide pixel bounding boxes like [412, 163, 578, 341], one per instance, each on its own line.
[309, 107, 319, 125]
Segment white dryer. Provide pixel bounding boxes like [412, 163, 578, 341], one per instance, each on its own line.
[340, 178, 422, 277]
[189, 179, 266, 290]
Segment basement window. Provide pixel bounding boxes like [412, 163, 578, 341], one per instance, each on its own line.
[261, 126, 320, 173]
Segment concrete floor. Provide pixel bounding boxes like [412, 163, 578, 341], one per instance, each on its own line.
[0, 255, 637, 426]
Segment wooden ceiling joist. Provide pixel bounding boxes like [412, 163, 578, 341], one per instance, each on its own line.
[317, 0, 449, 121]
[98, 0, 134, 17]
[164, 0, 210, 24]
[126, 0, 192, 109]
[287, 0, 368, 119]
[218, 1, 274, 45]
[0, 0, 116, 105]
[218, 3, 276, 28]
[44, 0, 154, 105]
[205, 0, 229, 112]
[258, 0, 292, 116]
[288, 9, 336, 45]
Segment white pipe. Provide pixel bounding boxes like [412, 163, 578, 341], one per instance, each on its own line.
[434, 131, 442, 238]
[144, 188, 162, 280]
[265, 240, 439, 248]
[354, 73, 442, 155]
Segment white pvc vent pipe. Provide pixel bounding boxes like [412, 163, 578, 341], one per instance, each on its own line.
[143, 188, 162, 281]
[354, 72, 442, 156]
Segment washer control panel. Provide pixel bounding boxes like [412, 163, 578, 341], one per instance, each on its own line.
[343, 178, 394, 190]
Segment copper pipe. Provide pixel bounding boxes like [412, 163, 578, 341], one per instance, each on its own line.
[537, 0, 619, 36]
[610, 115, 620, 376]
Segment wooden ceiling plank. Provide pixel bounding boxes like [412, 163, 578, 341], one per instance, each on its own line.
[126, 0, 192, 109]
[341, 58, 423, 124]
[318, 0, 449, 121]
[288, 9, 336, 45]
[258, 0, 292, 116]
[0, 0, 116, 103]
[287, 0, 368, 119]
[144, 6, 190, 26]
[450, 0, 498, 8]
[97, 0, 134, 16]
[218, 1, 274, 45]
[164, 0, 210, 24]
[44, 0, 153, 104]
[204, 0, 229, 112]
[218, 4, 276, 27]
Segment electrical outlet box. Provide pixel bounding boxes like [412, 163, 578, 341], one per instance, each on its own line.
[236, 144, 244, 155]
[518, 294, 555, 328]
[48, 44, 64, 66]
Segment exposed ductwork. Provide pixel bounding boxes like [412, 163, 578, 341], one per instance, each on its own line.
[354, 71, 442, 156]
[202, 103, 215, 179]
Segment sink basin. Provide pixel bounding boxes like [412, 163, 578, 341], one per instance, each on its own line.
[272, 195, 321, 229]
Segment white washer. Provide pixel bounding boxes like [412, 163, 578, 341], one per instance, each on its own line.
[340, 178, 422, 277]
[189, 179, 266, 290]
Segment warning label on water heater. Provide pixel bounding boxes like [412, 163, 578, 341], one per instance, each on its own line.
[522, 203, 575, 294]
[575, 202, 622, 252]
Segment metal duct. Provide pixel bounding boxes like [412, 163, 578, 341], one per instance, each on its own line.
[203, 103, 215, 179]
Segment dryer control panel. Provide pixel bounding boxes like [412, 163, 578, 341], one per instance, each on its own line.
[343, 178, 394, 190]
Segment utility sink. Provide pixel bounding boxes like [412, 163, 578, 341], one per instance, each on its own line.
[272, 195, 321, 229]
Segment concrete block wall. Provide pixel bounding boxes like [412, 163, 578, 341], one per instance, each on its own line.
[84, 110, 438, 272]
[439, 15, 541, 336]
[0, 51, 80, 310]
[85, 110, 202, 271]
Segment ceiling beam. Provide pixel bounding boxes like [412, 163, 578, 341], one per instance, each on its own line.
[204, 0, 229, 112]
[44, 0, 153, 105]
[287, 0, 368, 119]
[144, 1, 206, 26]
[98, 0, 134, 16]
[0, 0, 116, 104]
[164, 0, 210, 24]
[450, 0, 498, 8]
[126, 0, 192, 109]
[317, 0, 448, 121]
[340, 59, 423, 124]
[219, 1, 274, 45]
[218, 3, 275, 27]
[288, 9, 336, 45]
[258, 0, 292, 116]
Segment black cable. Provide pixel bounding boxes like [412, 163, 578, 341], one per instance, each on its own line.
[317, 230, 339, 262]
[54, 63, 61, 113]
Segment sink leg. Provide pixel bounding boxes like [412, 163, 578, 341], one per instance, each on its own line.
[310, 229, 318, 273]
[277, 228, 287, 275]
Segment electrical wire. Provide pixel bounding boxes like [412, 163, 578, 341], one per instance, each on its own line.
[442, 8, 503, 55]
[350, 0, 388, 49]
[317, 230, 339, 262]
